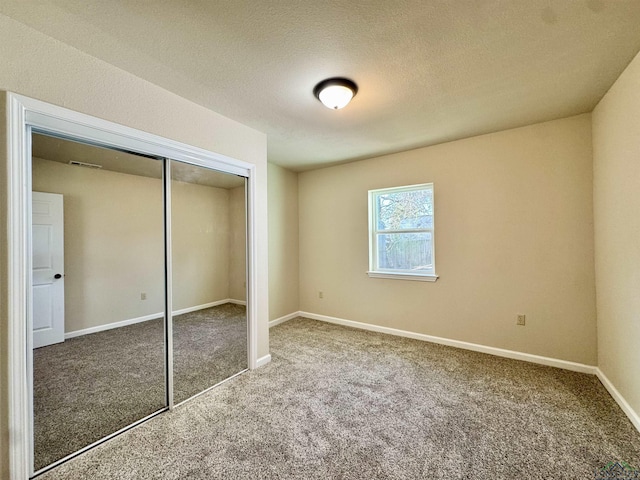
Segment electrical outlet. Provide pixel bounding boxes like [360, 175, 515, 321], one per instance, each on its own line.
[517, 314, 526, 326]
[318, 291, 324, 299]
[141, 292, 147, 300]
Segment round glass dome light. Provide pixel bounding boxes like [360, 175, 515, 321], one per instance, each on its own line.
[313, 78, 358, 110]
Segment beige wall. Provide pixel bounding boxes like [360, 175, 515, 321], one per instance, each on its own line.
[593, 51, 640, 419]
[229, 185, 247, 302]
[172, 178, 232, 311]
[33, 157, 244, 333]
[299, 114, 596, 364]
[0, 15, 268, 475]
[33, 158, 164, 332]
[268, 163, 300, 320]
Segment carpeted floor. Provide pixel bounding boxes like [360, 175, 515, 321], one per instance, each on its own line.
[173, 303, 248, 404]
[38, 317, 640, 480]
[33, 303, 247, 471]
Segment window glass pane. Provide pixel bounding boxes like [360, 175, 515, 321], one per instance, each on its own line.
[377, 232, 432, 271]
[376, 188, 433, 230]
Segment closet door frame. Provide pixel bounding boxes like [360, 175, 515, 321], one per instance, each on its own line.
[5, 93, 259, 479]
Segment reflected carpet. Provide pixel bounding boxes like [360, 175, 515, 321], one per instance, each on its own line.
[33, 303, 247, 471]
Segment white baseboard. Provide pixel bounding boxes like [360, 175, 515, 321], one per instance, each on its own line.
[65, 299, 238, 339]
[275, 311, 638, 434]
[65, 312, 163, 339]
[269, 311, 301, 328]
[255, 354, 271, 368]
[228, 299, 247, 306]
[299, 311, 597, 375]
[173, 299, 231, 316]
[596, 368, 640, 433]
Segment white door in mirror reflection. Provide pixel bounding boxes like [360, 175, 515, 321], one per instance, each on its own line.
[32, 192, 65, 348]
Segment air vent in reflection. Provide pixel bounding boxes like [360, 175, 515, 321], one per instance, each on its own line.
[68, 161, 103, 169]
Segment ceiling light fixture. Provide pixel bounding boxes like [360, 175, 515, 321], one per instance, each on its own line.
[313, 77, 358, 110]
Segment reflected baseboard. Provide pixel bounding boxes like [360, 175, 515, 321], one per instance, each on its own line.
[173, 299, 234, 316]
[65, 312, 164, 340]
[64, 299, 244, 339]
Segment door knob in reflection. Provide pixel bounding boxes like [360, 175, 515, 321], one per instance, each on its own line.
[54, 274, 62, 279]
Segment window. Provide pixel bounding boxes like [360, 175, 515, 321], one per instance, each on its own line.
[368, 183, 437, 281]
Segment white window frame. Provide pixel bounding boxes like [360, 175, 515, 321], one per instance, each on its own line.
[367, 183, 438, 282]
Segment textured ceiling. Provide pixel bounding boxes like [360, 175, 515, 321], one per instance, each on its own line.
[4, 1, 640, 171]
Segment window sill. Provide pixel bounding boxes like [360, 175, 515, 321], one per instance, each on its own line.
[367, 271, 439, 282]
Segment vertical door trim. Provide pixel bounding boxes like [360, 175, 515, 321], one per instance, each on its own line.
[163, 158, 174, 409]
[6, 94, 31, 480]
[246, 169, 258, 369]
[25, 127, 35, 478]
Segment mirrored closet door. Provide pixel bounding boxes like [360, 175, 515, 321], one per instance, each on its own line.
[170, 160, 248, 405]
[29, 131, 249, 476]
[31, 133, 167, 472]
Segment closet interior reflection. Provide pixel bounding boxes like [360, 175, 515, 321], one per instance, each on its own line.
[30, 133, 248, 475]
[171, 161, 248, 405]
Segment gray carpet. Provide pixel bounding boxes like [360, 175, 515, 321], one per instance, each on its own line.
[173, 303, 248, 404]
[38, 317, 640, 480]
[33, 303, 247, 471]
